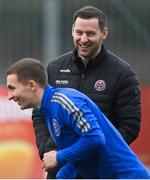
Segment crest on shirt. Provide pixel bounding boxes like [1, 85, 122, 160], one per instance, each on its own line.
[52, 119, 60, 136]
[94, 80, 106, 91]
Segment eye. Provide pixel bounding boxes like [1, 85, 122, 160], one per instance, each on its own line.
[7, 85, 15, 90]
[86, 32, 96, 36]
[75, 31, 82, 36]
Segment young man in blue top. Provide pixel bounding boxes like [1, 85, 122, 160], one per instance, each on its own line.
[6, 58, 150, 179]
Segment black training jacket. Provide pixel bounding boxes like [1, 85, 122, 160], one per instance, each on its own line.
[32, 45, 141, 161]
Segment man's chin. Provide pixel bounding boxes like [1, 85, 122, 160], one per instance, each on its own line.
[78, 50, 92, 58]
[20, 105, 30, 110]
[20, 106, 26, 110]
[20, 105, 35, 110]
[79, 53, 90, 60]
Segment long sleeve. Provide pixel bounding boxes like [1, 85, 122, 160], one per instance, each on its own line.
[115, 65, 141, 144]
[32, 108, 57, 159]
[56, 134, 104, 165]
[51, 93, 106, 164]
[56, 163, 79, 179]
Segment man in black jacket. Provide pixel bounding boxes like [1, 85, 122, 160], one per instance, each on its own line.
[32, 5, 141, 178]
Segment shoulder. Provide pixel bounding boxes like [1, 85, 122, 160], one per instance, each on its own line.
[107, 51, 138, 77]
[107, 51, 130, 68]
[51, 88, 83, 114]
[53, 88, 86, 104]
[55, 87, 81, 98]
[46, 51, 73, 69]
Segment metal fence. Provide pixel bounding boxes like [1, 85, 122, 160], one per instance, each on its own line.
[0, 0, 150, 84]
[0, 0, 43, 84]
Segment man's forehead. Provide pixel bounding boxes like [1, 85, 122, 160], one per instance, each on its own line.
[7, 74, 18, 86]
[7, 74, 18, 81]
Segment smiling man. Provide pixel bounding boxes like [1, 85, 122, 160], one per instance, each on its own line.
[32, 6, 142, 178]
[7, 59, 46, 110]
[72, 17, 108, 61]
[6, 58, 150, 179]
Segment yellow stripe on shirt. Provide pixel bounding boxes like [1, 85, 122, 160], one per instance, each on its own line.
[51, 92, 91, 132]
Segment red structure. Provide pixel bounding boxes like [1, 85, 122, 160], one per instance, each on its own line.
[131, 86, 150, 170]
[0, 86, 149, 178]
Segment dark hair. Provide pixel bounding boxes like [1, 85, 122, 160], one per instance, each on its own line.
[7, 58, 47, 88]
[73, 5, 107, 31]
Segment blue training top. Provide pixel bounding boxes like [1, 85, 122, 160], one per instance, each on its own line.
[39, 85, 150, 179]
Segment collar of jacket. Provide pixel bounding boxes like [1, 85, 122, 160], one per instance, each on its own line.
[39, 85, 54, 115]
[72, 44, 108, 70]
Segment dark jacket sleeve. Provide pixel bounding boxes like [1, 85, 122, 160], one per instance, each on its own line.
[115, 64, 141, 144]
[32, 109, 57, 160]
[31, 60, 59, 160]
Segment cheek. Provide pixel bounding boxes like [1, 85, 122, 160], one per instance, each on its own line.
[73, 35, 80, 42]
[92, 38, 102, 46]
[24, 92, 35, 104]
[22, 95, 31, 104]
[15, 88, 24, 96]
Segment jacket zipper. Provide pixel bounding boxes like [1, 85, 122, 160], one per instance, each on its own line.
[79, 74, 85, 90]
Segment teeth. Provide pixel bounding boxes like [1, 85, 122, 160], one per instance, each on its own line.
[80, 45, 89, 48]
[14, 98, 19, 103]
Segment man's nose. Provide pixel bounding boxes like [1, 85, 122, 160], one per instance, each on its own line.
[80, 33, 88, 42]
[8, 92, 14, 100]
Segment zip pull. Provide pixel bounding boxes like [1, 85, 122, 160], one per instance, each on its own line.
[80, 74, 85, 90]
[81, 74, 85, 80]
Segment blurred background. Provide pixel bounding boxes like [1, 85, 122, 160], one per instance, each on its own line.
[0, 0, 150, 178]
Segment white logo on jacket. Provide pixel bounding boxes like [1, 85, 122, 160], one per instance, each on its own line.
[52, 119, 60, 136]
[60, 69, 71, 73]
[94, 80, 106, 91]
[55, 80, 69, 85]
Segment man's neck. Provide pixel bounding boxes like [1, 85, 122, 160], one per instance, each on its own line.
[36, 88, 44, 109]
[79, 46, 102, 66]
[80, 58, 90, 67]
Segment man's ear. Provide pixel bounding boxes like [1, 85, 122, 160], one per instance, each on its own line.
[101, 27, 109, 40]
[72, 24, 75, 36]
[27, 80, 37, 91]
